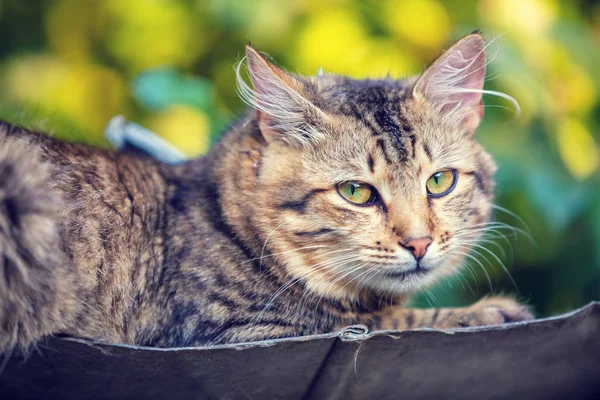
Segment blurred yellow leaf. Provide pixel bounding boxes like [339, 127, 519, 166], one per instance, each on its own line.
[383, 0, 449, 49]
[102, 0, 204, 73]
[2, 54, 126, 138]
[46, 0, 104, 63]
[496, 75, 539, 124]
[479, 0, 558, 35]
[294, 9, 416, 78]
[517, 36, 555, 71]
[295, 8, 369, 76]
[359, 40, 417, 78]
[52, 64, 127, 135]
[248, 0, 301, 48]
[551, 64, 596, 116]
[3, 54, 68, 103]
[147, 106, 210, 157]
[557, 118, 599, 180]
[300, 0, 350, 13]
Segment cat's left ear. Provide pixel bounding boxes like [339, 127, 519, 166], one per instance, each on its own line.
[241, 45, 324, 146]
[413, 33, 486, 132]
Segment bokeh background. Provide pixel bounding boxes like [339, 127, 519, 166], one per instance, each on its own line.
[1, 0, 599, 317]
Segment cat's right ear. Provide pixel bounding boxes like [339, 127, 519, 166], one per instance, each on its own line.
[238, 45, 325, 146]
[413, 33, 487, 133]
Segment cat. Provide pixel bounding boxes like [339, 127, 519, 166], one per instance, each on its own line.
[0, 32, 532, 353]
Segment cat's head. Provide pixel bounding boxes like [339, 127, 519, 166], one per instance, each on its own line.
[235, 33, 508, 299]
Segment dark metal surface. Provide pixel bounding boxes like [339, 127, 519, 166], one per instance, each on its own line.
[1, 303, 599, 400]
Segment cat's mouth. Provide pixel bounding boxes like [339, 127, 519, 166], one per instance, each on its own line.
[383, 264, 429, 279]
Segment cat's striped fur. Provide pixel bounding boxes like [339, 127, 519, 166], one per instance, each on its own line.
[0, 33, 531, 352]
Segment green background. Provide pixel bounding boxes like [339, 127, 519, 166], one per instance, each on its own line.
[1, 0, 599, 317]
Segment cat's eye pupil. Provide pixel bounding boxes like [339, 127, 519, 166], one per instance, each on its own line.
[336, 181, 376, 206]
[426, 170, 457, 198]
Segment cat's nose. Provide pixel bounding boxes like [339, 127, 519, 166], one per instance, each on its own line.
[402, 237, 433, 260]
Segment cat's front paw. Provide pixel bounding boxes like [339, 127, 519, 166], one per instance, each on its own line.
[452, 297, 533, 328]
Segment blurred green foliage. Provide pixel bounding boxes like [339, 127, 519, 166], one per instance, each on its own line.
[0, 0, 599, 316]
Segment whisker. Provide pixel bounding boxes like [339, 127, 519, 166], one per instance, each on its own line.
[491, 204, 530, 232]
[353, 268, 381, 299]
[446, 253, 479, 296]
[259, 221, 287, 270]
[291, 253, 366, 322]
[457, 221, 533, 243]
[457, 242, 520, 295]
[457, 238, 508, 261]
[242, 244, 329, 264]
[253, 251, 363, 324]
[456, 267, 477, 297]
[448, 249, 493, 292]
[314, 263, 370, 309]
[422, 287, 437, 307]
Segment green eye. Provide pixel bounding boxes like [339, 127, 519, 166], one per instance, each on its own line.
[336, 181, 375, 205]
[426, 170, 457, 197]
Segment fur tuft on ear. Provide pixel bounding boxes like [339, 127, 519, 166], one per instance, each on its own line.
[413, 33, 518, 132]
[236, 45, 324, 146]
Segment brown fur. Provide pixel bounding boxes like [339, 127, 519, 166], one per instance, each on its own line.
[0, 33, 531, 353]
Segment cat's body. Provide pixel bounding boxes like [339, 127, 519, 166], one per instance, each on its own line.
[0, 33, 532, 352]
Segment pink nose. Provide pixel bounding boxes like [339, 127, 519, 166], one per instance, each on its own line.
[402, 237, 433, 260]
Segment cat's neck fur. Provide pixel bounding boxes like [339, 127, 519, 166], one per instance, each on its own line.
[202, 113, 301, 282]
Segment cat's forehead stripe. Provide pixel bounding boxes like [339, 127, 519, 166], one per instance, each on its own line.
[367, 154, 375, 173]
[423, 142, 432, 160]
[327, 82, 422, 166]
[346, 102, 381, 137]
[375, 138, 393, 165]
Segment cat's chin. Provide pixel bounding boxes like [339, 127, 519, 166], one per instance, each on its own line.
[377, 257, 440, 280]
[360, 267, 431, 295]
[361, 259, 453, 295]
[381, 265, 429, 280]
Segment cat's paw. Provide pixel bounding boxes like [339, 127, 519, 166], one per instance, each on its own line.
[452, 296, 533, 328]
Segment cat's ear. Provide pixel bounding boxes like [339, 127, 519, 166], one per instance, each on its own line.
[413, 33, 486, 132]
[239, 45, 324, 145]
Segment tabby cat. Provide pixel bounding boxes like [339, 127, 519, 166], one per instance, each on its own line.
[0, 32, 532, 352]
